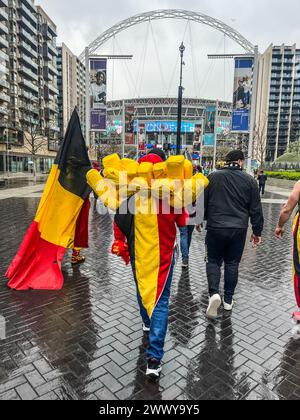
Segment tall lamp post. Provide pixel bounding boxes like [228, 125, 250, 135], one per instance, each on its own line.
[176, 42, 185, 155]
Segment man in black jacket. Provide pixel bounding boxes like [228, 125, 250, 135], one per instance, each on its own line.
[258, 171, 268, 195]
[204, 150, 264, 319]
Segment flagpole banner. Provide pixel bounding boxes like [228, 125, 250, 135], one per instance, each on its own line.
[193, 123, 203, 152]
[204, 106, 216, 147]
[125, 105, 135, 145]
[90, 59, 107, 131]
[232, 58, 254, 133]
[138, 123, 146, 151]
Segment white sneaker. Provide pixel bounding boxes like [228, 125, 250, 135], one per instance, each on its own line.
[143, 324, 150, 333]
[146, 359, 162, 378]
[206, 294, 222, 319]
[223, 300, 234, 311]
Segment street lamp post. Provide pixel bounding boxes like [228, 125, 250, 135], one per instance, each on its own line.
[176, 42, 185, 155]
[6, 128, 9, 178]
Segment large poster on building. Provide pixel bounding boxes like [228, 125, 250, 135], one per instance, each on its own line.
[90, 59, 107, 131]
[138, 123, 146, 151]
[232, 58, 253, 133]
[125, 106, 135, 145]
[204, 106, 216, 146]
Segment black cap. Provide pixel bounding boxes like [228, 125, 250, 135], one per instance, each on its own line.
[226, 150, 245, 162]
[148, 149, 167, 162]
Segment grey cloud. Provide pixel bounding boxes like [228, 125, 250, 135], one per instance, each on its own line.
[37, 0, 300, 101]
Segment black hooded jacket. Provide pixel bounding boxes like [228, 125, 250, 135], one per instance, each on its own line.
[204, 165, 264, 236]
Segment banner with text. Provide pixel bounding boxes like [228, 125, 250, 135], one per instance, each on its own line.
[90, 59, 107, 131]
[232, 58, 253, 133]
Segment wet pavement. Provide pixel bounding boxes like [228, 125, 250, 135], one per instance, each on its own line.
[0, 189, 300, 400]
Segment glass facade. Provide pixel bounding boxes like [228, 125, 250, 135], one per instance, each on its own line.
[0, 153, 54, 173]
[266, 47, 300, 161]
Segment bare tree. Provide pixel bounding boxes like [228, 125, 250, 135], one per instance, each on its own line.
[19, 97, 48, 183]
[97, 136, 122, 163]
[253, 113, 268, 169]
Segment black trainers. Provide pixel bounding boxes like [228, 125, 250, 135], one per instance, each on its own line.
[146, 359, 162, 379]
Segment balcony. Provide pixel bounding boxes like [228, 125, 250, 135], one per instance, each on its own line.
[0, 92, 9, 103]
[0, 78, 9, 89]
[47, 123, 60, 132]
[48, 83, 59, 95]
[0, 7, 8, 21]
[19, 28, 37, 49]
[17, 1, 37, 26]
[18, 14, 37, 37]
[20, 114, 39, 126]
[0, 105, 7, 115]
[44, 41, 58, 57]
[19, 89, 38, 100]
[0, 21, 8, 36]
[18, 52, 38, 71]
[19, 78, 39, 94]
[0, 36, 8, 49]
[18, 41, 38, 59]
[18, 65, 38, 81]
[47, 61, 58, 76]
[0, 49, 8, 63]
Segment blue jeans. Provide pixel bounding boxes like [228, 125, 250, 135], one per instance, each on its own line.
[179, 226, 195, 260]
[136, 256, 175, 362]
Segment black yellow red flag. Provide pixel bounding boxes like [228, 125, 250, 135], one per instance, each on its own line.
[6, 109, 91, 290]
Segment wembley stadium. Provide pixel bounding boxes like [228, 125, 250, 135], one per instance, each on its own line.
[96, 97, 236, 157]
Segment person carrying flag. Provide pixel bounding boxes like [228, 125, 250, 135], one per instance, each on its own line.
[87, 150, 209, 378]
[6, 110, 92, 290]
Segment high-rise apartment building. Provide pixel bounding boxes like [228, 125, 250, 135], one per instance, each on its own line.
[37, 5, 59, 151]
[255, 44, 300, 162]
[57, 43, 86, 139]
[0, 0, 9, 134]
[0, 0, 59, 173]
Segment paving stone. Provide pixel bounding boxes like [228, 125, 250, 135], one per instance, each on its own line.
[0, 195, 300, 400]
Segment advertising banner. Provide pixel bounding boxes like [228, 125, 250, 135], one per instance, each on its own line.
[125, 106, 135, 145]
[90, 59, 107, 131]
[232, 58, 253, 133]
[204, 106, 216, 147]
[138, 123, 146, 151]
[193, 123, 203, 152]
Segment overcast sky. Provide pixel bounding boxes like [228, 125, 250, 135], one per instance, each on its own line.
[37, 0, 300, 102]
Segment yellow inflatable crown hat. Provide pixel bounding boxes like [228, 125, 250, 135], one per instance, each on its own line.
[86, 154, 209, 211]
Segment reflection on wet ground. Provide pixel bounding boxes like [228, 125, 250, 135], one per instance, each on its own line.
[0, 193, 299, 400]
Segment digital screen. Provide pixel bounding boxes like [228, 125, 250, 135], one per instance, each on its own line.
[134, 121, 197, 133]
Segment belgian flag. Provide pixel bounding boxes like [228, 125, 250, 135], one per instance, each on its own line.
[6, 109, 91, 290]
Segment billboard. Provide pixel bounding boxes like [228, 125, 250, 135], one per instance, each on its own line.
[232, 58, 253, 133]
[90, 59, 107, 131]
[125, 106, 135, 145]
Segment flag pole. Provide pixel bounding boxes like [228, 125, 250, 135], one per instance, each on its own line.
[85, 47, 91, 148]
[122, 100, 125, 158]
